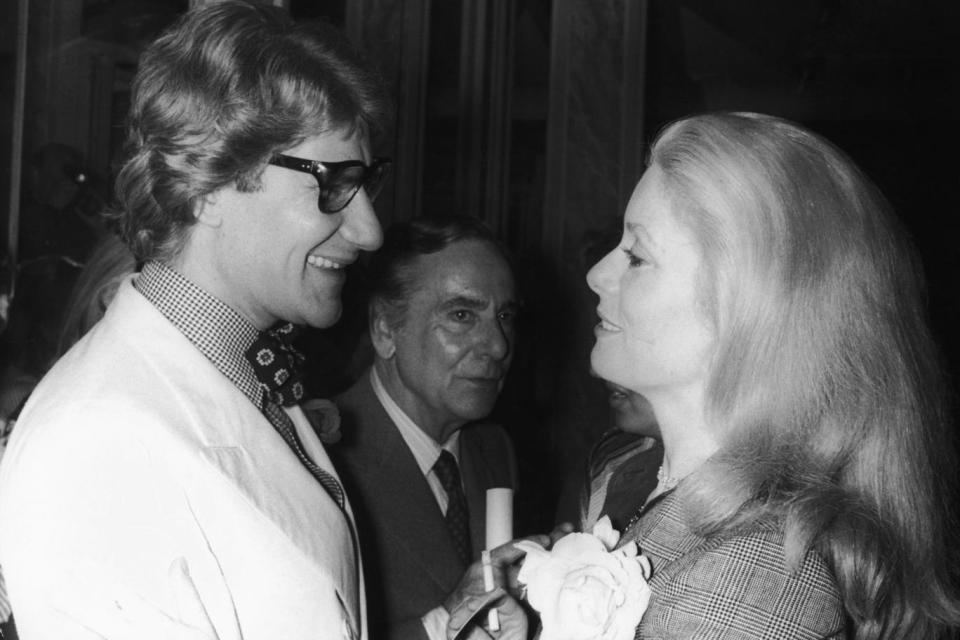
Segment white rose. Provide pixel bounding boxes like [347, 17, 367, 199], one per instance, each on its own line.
[515, 516, 651, 640]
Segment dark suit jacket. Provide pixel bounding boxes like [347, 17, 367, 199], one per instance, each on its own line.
[331, 372, 517, 640]
[629, 490, 847, 639]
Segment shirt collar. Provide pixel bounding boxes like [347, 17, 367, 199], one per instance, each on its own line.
[135, 261, 263, 407]
[369, 367, 460, 476]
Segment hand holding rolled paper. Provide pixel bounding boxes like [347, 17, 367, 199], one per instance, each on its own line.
[445, 488, 526, 639]
[444, 542, 529, 640]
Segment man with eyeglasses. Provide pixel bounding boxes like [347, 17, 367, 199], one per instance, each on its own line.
[0, 3, 525, 639]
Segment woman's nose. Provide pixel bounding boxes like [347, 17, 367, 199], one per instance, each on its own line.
[586, 250, 617, 295]
[340, 190, 383, 251]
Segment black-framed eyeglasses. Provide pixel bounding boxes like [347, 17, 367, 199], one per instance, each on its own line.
[268, 154, 392, 214]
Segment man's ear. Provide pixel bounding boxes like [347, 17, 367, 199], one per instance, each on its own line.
[369, 304, 397, 359]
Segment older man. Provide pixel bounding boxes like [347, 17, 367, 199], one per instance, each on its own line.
[331, 215, 520, 640]
[0, 5, 521, 639]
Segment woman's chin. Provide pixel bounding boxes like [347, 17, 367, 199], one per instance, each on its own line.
[589, 351, 618, 388]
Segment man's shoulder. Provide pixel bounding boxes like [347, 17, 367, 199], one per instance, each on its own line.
[332, 372, 376, 415]
[14, 284, 250, 456]
[460, 419, 511, 450]
[36, 288, 209, 404]
[330, 373, 392, 467]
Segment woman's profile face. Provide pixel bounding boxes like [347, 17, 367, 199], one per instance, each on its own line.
[586, 166, 715, 403]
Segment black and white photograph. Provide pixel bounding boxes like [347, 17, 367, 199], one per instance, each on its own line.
[1, 1, 959, 638]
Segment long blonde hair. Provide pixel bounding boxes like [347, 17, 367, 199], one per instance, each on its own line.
[653, 112, 959, 638]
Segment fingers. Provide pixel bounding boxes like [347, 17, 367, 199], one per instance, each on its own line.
[488, 540, 535, 566]
[493, 523, 574, 563]
[490, 528, 566, 564]
[549, 522, 575, 545]
[447, 586, 506, 639]
[446, 589, 529, 640]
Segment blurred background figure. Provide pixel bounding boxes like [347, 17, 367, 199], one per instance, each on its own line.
[578, 381, 662, 532]
[18, 142, 107, 265]
[0, 254, 12, 336]
[55, 234, 136, 356]
[0, 256, 12, 637]
[607, 380, 659, 437]
[1, 232, 135, 426]
[1, 143, 111, 408]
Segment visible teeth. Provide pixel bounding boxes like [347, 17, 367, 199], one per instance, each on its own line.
[599, 319, 619, 331]
[307, 255, 345, 269]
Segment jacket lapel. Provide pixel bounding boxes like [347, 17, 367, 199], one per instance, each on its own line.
[93, 280, 364, 639]
[194, 395, 362, 638]
[365, 409, 467, 591]
[122, 287, 363, 636]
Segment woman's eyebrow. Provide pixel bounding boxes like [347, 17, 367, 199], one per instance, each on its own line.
[624, 221, 656, 252]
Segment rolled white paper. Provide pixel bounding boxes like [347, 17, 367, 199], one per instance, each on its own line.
[484, 488, 512, 633]
[485, 487, 514, 549]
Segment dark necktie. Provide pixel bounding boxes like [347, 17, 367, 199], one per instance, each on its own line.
[244, 323, 345, 509]
[433, 450, 472, 565]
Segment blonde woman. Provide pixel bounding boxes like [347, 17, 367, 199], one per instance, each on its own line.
[587, 112, 960, 638]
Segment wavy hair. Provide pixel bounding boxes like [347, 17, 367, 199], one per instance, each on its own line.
[653, 112, 959, 638]
[111, 0, 390, 262]
[366, 215, 512, 328]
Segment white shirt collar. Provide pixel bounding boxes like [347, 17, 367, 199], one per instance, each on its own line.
[369, 367, 460, 477]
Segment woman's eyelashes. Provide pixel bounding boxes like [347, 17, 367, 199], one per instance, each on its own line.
[622, 248, 646, 267]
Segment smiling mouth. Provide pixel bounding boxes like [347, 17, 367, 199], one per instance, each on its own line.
[596, 315, 621, 332]
[307, 255, 348, 269]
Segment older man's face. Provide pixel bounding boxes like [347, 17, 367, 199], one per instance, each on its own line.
[379, 240, 518, 441]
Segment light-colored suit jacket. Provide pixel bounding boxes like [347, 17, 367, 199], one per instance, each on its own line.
[0, 278, 365, 640]
[630, 490, 846, 639]
[332, 373, 516, 640]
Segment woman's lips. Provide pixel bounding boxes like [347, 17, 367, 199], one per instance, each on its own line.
[595, 311, 621, 332]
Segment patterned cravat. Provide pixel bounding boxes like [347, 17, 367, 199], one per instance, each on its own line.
[244, 323, 345, 509]
[433, 450, 472, 566]
[244, 322, 306, 407]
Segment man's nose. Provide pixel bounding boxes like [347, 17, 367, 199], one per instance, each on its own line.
[477, 317, 510, 361]
[340, 190, 383, 251]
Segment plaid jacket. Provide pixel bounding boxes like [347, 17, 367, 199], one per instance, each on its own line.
[628, 490, 847, 640]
